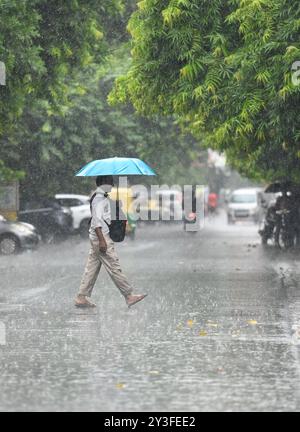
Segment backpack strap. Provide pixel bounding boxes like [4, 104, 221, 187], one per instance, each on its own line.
[89, 191, 109, 226]
[88, 192, 97, 226]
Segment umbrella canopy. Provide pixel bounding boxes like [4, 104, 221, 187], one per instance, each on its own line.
[264, 181, 297, 194]
[76, 157, 156, 177]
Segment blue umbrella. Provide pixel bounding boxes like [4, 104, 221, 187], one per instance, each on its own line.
[76, 157, 156, 177]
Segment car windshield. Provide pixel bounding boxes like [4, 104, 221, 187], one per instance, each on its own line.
[231, 194, 256, 204]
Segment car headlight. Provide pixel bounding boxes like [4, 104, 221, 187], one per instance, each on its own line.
[20, 222, 36, 231]
[13, 224, 32, 234]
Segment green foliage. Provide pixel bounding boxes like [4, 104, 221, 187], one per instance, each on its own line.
[0, 160, 24, 183]
[0, 1, 216, 200]
[111, 0, 300, 182]
[2, 44, 205, 201]
[21, 54, 210, 198]
[0, 0, 122, 132]
[0, 0, 123, 176]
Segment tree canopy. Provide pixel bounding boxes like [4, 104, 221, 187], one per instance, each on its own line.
[2, 42, 209, 201]
[0, 0, 123, 180]
[111, 0, 300, 182]
[1, 0, 252, 199]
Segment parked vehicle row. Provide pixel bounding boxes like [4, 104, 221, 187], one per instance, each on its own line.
[18, 198, 72, 244]
[0, 190, 140, 255]
[0, 194, 85, 255]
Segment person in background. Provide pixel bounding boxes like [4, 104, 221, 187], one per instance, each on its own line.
[74, 175, 147, 308]
[208, 192, 218, 214]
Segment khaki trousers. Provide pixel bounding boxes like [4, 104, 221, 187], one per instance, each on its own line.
[78, 235, 133, 298]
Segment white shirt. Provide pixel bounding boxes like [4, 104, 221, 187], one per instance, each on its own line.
[89, 187, 111, 240]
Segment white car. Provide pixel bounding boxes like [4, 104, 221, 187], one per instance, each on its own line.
[55, 194, 91, 237]
[227, 188, 264, 224]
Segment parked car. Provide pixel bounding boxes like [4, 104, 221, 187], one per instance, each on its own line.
[227, 188, 264, 224]
[55, 194, 90, 237]
[56, 191, 139, 240]
[0, 214, 39, 255]
[18, 198, 73, 243]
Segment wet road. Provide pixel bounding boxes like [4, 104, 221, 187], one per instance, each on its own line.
[0, 215, 300, 412]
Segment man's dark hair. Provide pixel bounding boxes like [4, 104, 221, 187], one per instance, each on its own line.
[96, 175, 114, 187]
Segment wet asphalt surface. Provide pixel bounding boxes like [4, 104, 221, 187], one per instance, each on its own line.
[0, 214, 300, 412]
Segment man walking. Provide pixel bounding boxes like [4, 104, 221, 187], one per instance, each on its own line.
[75, 175, 147, 308]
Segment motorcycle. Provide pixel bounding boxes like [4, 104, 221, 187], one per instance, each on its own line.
[274, 209, 297, 250]
[183, 212, 198, 234]
[260, 181, 300, 249]
[259, 207, 298, 249]
[259, 205, 276, 245]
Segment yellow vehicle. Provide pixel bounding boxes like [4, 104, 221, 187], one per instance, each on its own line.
[0, 182, 19, 221]
[135, 197, 160, 222]
[110, 187, 137, 239]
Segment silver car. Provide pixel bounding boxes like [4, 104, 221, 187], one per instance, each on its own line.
[0, 215, 39, 255]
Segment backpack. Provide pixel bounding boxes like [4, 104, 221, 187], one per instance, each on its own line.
[89, 192, 127, 243]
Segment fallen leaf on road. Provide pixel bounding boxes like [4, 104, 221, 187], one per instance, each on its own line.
[148, 370, 160, 375]
[176, 323, 183, 330]
[207, 322, 218, 327]
[199, 330, 207, 336]
[247, 320, 258, 325]
[187, 319, 195, 328]
[116, 383, 126, 389]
